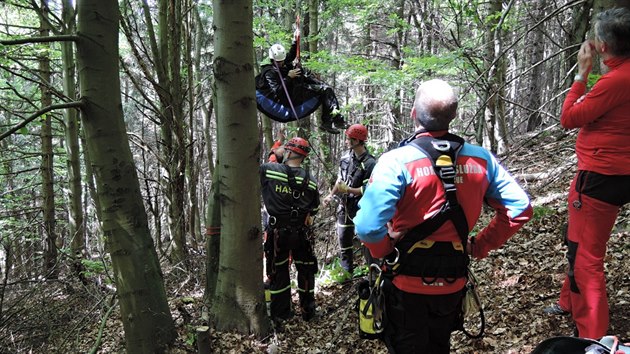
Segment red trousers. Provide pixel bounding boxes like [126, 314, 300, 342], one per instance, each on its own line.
[558, 173, 622, 339]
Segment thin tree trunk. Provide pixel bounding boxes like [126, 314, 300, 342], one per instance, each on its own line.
[61, 0, 85, 266]
[131, 0, 189, 265]
[184, 0, 201, 251]
[482, 0, 509, 153]
[525, 0, 547, 132]
[166, 0, 188, 266]
[204, 166, 221, 310]
[38, 0, 58, 279]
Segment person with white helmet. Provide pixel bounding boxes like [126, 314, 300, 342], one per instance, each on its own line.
[256, 30, 347, 134]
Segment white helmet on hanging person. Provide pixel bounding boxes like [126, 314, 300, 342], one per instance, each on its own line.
[268, 44, 287, 62]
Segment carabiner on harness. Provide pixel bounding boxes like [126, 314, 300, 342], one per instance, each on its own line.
[385, 247, 400, 266]
[292, 189, 303, 199]
[369, 263, 382, 284]
[431, 140, 451, 152]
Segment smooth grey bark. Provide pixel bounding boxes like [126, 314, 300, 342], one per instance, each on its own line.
[210, 0, 269, 335]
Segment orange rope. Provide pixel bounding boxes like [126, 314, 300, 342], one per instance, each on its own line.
[295, 15, 301, 66]
[205, 226, 221, 236]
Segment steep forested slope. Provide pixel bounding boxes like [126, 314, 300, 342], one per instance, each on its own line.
[3, 129, 629, 353]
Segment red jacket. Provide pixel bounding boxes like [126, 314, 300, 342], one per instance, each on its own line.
[268, 140, 283, 163]
[560, 57, 630, 175]
[355, 131, 532, 294]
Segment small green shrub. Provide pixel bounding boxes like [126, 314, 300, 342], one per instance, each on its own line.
[533, 206, 555, 220]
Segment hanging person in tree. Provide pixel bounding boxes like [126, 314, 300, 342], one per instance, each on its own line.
[543, 7, 630, 340]
[256, 29, 347, 134]
[353, 79, 533, 353]
[261, 137, 320, 323]
[323, 124, 377, 281]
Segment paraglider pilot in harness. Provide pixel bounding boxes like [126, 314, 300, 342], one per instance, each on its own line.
[261, 137, 320, 322]
[354, 79, 533, 353]
[255, 29, 347, 134]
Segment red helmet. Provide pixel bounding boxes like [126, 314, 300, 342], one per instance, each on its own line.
[345, 124, 368, 141]
[284, 137, 310, 156]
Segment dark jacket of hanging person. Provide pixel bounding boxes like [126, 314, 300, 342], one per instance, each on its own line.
[255, 42, 342, 125]
[260, 161, 320, 321]
[335, 149, 376, 273]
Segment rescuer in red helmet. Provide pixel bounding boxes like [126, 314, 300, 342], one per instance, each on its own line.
[323, 124, 377, 281]
[260, 136, 320, 323]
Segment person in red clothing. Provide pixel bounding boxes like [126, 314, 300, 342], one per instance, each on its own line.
[544, 7, 630, 339]
[354, 79, 532, 353]
[267, 128, 286, 163]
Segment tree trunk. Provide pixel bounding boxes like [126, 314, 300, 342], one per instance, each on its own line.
[81, 128, 103, 243]
[308, 0, 318, 54]
[388, 0, 406, 143]
[76, 1, 176, 352]
[165, 0, 188, 266]
[563, 0, 594, 87]
[482, 0, 509, 154]
[525, 0, 547, 132]
[136, 0, 189, 266]
[204, 166, 221, 309]
[61, 0, 86, 266]
[210, 0, 269, 335]
[38, 0, 58, 279]
[183, 0, 201, 251]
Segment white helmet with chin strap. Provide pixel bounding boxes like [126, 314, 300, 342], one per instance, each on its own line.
[269, 44, 287, 61]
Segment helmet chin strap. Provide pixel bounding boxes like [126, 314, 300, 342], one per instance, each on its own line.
[284, 151, 304, 164]
[348, 139, 361, 150]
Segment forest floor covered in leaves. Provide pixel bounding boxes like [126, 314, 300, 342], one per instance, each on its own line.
[2, 128, 629, 353]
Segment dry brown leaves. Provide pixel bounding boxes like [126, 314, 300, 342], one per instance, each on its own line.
[4, 129, 629, 353]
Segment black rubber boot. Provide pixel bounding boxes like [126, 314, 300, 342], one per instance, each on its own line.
[332, 114, 347, 129]
[319, 117, 340, 134]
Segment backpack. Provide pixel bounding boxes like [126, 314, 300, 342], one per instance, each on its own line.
[356, 266, 386, 339]
[387, 134, 469, 279]
[531, 336, 630, 354]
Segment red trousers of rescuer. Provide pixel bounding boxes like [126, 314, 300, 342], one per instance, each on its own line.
[558, 171, 630, 339]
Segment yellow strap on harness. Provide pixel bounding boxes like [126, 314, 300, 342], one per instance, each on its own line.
[435, 155, 453, 167]
[407, 239, 435, 253]
[406, 240, 465, 253]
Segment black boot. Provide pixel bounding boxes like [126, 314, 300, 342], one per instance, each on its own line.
[319, 116, 340, 134]
[301, 303, 318, 321]
[332, 113, 347, 129]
